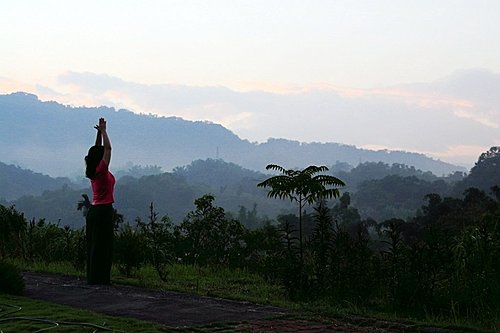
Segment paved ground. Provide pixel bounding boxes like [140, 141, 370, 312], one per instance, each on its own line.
[22, 272, 475, 332]
[23, 272, 286, 327]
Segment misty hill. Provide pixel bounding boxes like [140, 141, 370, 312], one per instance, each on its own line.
[0, 92, 464, 178]
[6, 148, 498, 229]
[334, 161, 466, 193]
[10, 159, 294, 228]
[0, 161, 73, 201]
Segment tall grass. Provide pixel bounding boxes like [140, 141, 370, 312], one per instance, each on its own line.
[116, 264, 290, 307]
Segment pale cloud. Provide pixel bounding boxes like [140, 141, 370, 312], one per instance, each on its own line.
[196, 104, 255, 129]
[425, 145, 496, 166]
[453, 109, 499, 129]
[360, 143, 493, 167]
[232, 81, 306, 94]
[360, 144, 409, 152]
[434, 145, 494, 158]
[0, 77, 37, 94]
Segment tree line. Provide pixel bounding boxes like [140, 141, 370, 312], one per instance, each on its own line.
[3, 152, 489, 229]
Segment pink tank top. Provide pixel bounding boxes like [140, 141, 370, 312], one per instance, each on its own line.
[91, 160, 115, 205]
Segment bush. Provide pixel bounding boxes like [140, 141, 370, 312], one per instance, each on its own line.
[114, 223, 144, 277]
[0, 261, 25, 295]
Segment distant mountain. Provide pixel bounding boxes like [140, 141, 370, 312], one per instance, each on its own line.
[0, 92, 465, 177]
[0, 161, 73, 201]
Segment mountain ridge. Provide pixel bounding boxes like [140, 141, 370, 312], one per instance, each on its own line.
[0, 92, 465, 177]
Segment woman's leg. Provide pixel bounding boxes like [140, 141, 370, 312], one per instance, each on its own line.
[86, 207, 96, 284]
[92, 204, 114, 284]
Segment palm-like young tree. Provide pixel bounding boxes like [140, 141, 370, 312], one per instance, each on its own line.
[257, 164, 345, 261]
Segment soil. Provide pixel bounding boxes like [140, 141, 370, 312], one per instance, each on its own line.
[22, 272, 473, 332]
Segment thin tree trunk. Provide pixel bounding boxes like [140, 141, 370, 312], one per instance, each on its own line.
[299, 195, 303, 263]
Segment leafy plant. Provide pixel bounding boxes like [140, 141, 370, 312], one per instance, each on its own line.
[257, 164, 344, 262]
[309, 200, 334, 293]
[136, 202, 174, 282]
[178, 194, 246, 268]
[0, 205, 26, 260]
[114, 223, 144, 277]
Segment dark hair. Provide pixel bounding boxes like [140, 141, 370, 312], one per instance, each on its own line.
[85, 146, 104, 179]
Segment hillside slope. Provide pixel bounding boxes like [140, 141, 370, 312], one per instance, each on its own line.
[0, 161, 73, 201]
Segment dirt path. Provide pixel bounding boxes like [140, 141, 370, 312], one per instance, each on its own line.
[22, 272, 473, 332]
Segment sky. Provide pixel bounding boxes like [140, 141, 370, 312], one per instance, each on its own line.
[1, 0, 500, 168]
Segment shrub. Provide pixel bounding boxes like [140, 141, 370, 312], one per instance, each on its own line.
[114, 223, 144, 277]
[136, 203, 175, 282]
[0, 261, 25, 295]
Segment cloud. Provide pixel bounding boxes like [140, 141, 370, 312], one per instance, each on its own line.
[453, 109, 498, 129]
[0, 77, 37, 93]
[3, 69, 499, 167]
[362, 143, 494, 167]
[431, 145, 493, 160]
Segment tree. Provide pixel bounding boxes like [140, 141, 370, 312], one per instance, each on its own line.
[331, 192, 362, 227]
[454, 146, 500, 194]
[310, 200, 334, 291]
[179, 194, 245, 268]
[0, 205, 27, 259]
[257, 164, 344, 261]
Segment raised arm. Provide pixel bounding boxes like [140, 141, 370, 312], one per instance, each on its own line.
[97, 118, 112, 166]
[94, 125, 102, 146]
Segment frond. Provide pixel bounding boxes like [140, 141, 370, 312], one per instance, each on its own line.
[302, 165, 329, 176]
[257, 175, 292, 188]
[312, 175, 346, 187]
[267, 190, 295, 201]
[306, 188, 342, 204]
[259, 163, 344, 205]
[265, 164, 288, 173]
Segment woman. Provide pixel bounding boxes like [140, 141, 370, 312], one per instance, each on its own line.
[85, 117, 115, 285]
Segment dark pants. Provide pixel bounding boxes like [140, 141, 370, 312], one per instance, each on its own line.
[86, 204, 114, 285]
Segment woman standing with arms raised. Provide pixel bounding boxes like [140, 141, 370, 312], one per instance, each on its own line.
[84, 117, 115, 285]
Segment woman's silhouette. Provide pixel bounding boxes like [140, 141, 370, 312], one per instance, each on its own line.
[84, 117, 115, 284]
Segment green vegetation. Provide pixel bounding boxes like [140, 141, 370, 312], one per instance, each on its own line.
[4, 188, 499, 330]
[9, 159, 295, 228]
[2, 156, 473, 229]
[257, 164, 344, 263]
[1, 148, 499, 331]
